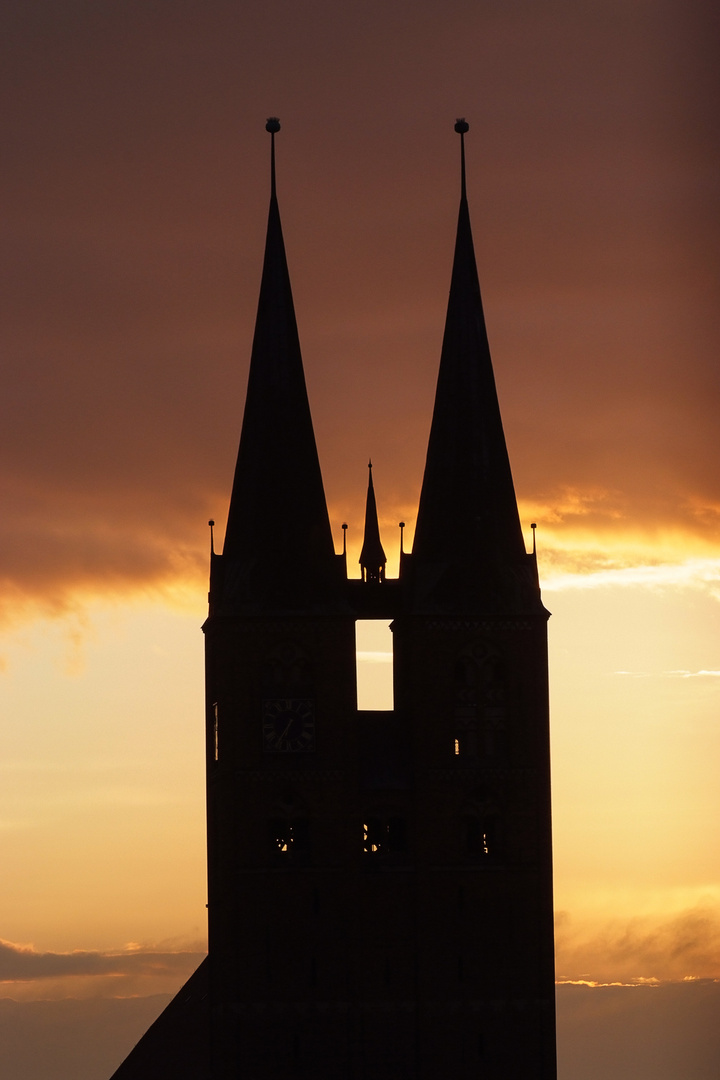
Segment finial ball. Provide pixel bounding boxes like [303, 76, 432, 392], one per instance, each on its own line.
[531, 522, 537, 529]
[208, 519, 215, 527]
[266, 117, 281, 133]
[454, 118, 469, 134]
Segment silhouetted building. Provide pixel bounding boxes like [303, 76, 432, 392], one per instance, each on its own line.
[111, 119, 556, 1079]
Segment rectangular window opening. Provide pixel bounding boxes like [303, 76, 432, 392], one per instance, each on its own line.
[356, 620, 393, 710]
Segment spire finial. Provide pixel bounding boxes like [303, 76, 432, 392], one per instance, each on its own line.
[266, 117, 280, 197]
[531, 522, 537, 555]
[454, 118, 469, 201]
[208, 519, 215, 555]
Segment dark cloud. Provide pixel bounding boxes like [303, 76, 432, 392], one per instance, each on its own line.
[557, 980, 720, 1080]
[0, 993, 172, 1080]
[0, 939, 204, 983]
[1, 0, 718, 611]
[0, 981, 718, 1080]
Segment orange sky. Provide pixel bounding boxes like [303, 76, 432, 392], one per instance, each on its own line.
[1, 0, 718, 614]
[1, 2, 719, 1077]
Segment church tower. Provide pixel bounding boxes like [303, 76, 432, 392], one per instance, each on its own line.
[390, 120, 556, 1076]
[110, 119, 556, 1080]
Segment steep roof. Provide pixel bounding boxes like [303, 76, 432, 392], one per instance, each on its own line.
[217, 121, 340, 611]
[411, 121, 537, 612]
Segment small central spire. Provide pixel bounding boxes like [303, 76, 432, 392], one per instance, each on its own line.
[359, 460, 387, 584]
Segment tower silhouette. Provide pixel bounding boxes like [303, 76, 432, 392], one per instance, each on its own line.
[111, 119, 556, 1080]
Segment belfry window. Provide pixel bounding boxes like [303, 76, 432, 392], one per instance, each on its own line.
[462, 814, 500, 861]
[363, 815, 406, 856]
[269, 817, 311, 865]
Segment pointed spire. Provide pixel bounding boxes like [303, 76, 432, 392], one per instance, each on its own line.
[218, 120, 339, 610]
[359, 461, 387, 584]
[411, 120, 533, 611]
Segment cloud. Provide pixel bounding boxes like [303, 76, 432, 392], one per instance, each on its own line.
[521, 486, 624, 526]
[616, 669, 720, 679]
[0, 0, 717, 625]
[556, 979, 720, 1080]
[555, 905, 720, 984]
[0, 941, 205, 989]
[0, 993, 175, 1080]
[668, 669, 720, 679]
[542, 556, 720, 594]
[0, 979, 718, 1080]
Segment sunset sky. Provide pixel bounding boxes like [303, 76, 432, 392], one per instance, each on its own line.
[1, 1, 719, 1077]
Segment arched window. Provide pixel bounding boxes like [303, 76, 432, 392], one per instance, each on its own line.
[461, 788, 502, 863]
[268, 790, 311, 866]
[268, 817, 311, 864]
[461, 814, 500, 861]
[363, 814, 407, 860]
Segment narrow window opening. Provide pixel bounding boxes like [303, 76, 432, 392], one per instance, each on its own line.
[363, 818, 380, 854]
[269, 818, 311, 864]
[464, 816, 498, 860]
[212, 703, 219, 762]
[356, 620, 393, 710]
[454, 737, 460, 756]
[363, 816, 407, 856]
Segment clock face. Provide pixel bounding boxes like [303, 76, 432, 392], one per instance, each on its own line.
[262, 698, 315, 753]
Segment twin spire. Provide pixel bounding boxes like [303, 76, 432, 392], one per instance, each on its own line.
[412, 118, 528, 603]
[220, 118, 338, 609]
[215, 119, 534, 614]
